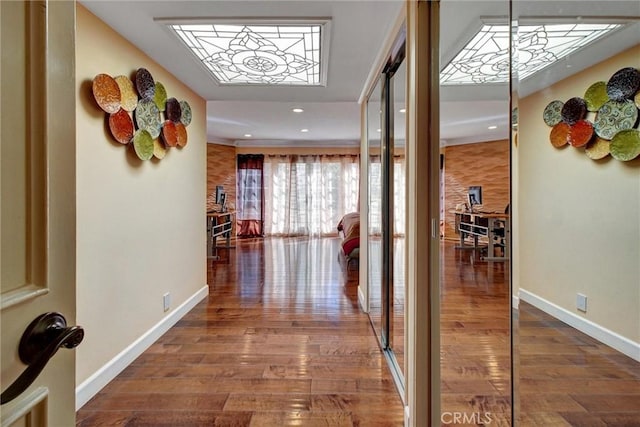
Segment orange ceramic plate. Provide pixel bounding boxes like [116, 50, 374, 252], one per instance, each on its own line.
[161, 120, 178, 147]
[550, 122, 571, 148]
[175, 122, 188, 147]
[568, 120, 594, 148]
[92, 74, 121, 114]
[109, 108, 134, 145]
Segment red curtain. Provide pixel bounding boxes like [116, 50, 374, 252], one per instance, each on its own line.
[236, 154, 264, 237]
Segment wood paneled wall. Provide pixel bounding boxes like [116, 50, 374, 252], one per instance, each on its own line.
[207, 143, 236, 212]
[443, 139, 510, 239]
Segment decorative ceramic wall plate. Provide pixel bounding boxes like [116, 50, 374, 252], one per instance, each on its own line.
[583, 81, 609, 112]
[180, 100, 192, 126]
[108, 108, 134, 144]
[610, 129, 640, 161]
[135, 98, 162, 139]
[154, 82, 167, 111]
[135, 68, 155, 100]
[593, 99, 638, 140]
[606, 67, 640, 101]
[133, 129, 154, 160]
[165, 98, 182, 122]
[635, 91, 640, 109]
[153, 139, 167, 159]
[175, 122, 188, 147]
[585, 137, 611, 160]
[568, 120, 594, 147]
[550, 122, 571, 147]
[161, 120, 178, 147]
[92, 74, 121, 114]
[114, 76, 138, 112]
[543, 100, 564, 126]
[561, 97, 587, 125]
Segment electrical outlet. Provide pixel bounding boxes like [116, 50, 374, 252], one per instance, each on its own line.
[163, 292, 171, 312]
[576, 293, 587, 312]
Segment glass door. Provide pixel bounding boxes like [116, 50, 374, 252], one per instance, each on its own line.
[366, 32, 407, 391]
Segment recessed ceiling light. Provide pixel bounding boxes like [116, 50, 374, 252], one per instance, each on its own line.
[488, 125, 497, 130]
[244, 134, 252, 137]
[292, 108, 304, 113]
[440, 22, 622, 85]
[399, 108, 406, 113]
[301, 129, 309, 133]
[167, 20, 329, 86]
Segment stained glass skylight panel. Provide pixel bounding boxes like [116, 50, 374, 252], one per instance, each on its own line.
[168, 22, 326, 86]
[441, 23, 622, 85]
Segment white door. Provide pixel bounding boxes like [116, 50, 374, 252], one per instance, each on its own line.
[1, 1, 78, 426]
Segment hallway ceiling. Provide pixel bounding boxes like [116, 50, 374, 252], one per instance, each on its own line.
[81, 0, 639, 147]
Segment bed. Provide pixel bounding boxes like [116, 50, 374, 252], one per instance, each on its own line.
[337, 212, 360, 270]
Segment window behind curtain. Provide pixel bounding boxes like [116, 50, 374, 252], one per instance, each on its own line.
[236, 154, 264, 237]
[264, 155, 359, 237]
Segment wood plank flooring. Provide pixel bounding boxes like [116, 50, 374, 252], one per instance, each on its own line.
[76, 237, 404, 426]
[76, 237, 640, 426]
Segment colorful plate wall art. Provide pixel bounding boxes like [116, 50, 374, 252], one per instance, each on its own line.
[610, 129, 640, 161]
[135, 98, 162, 139]
[135, 68, 155, 99]
[109, 108, 134, 144]
[561, 97, 587, 125]
[114, 75, 138, 112]
[92, 74, 121, 114]
[175, 122, 188, 147]
[606, 67, 640, 101]
[543, 100, 564, 126]
[568, 120, 594, 147]
[180, 101, 192, 126]
[133, 129, 155, 160]
[154, 82, 167, 111]
[550, 122, 571, 148]
[593, 100, 638, 140]
[165, 98, 182, 122]
[91, 67, 192, 163]
[584, 82, 609, 112]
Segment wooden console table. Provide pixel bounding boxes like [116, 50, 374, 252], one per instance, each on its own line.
[206, 210, 235, 260]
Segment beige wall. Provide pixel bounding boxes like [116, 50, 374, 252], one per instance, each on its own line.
[75, 5, 207, 384]
[443, 139, 510, 239]
[517, 45, 640, 342]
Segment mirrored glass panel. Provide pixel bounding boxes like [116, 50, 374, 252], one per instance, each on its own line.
[512, 2, 640, 424]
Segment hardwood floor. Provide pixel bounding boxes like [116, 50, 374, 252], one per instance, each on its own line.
[76, 237, 640, 426]
[76, 237, 405, 426]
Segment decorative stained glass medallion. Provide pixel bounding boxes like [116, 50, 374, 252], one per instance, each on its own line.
[441, 22, 622, 85]
[166, 20, 328, 86]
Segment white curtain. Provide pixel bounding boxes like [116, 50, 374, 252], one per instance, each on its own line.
[368, 156, 406, 237]
[264, 155, 359, 237]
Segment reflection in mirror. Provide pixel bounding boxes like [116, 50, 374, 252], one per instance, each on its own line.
[513, 1, 640, 424]
[439, 0, 512, 424]
[367, 76, 383, 344]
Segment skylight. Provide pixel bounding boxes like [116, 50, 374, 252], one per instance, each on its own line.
[441, 23, 622, 85]
[168, 21, 328, 86]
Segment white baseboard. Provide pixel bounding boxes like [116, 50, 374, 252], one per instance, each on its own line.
[75, 285, 209, 410]
[512, 294, 520, 310]
[358, 285, 368, 313]
[520, 289, 640, 362]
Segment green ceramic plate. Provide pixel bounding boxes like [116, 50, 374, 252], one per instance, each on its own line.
[610, 129, 640, 161]
[584, 81, 608, 112]
[593, 100, 638, 140]
[133, 129, 154, 161]
[135, 98, 162, 139]
[543, 100, 564, 126]
[180, 100, 192, 126]
[154, 82, 167, 112]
